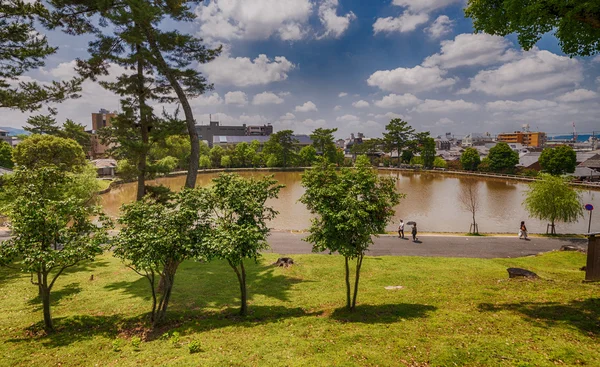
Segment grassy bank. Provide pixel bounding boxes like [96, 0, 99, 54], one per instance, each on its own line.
[1, 252, 598, 366]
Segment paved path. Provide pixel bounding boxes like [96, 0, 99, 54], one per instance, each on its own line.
[266, 232, 588, 259]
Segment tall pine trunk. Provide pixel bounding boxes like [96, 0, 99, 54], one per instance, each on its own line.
[142, 27, 199, 189]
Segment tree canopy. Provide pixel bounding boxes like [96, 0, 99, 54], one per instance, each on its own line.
[382, 119, 415, 165]
[12, 134, 86, 171]
[539, 145, 577, 176]
[523, 173, 583, 235]
[310, 128, 338, 162]
[460, 147, 481, 171]
[264, 130, 298, 168]
[300, 155, 402, 310]
[465, 0, 600, 57]
[487, 142, 519, 173]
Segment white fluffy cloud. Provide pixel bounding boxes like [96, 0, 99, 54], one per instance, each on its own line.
[423, 33, 517, 69]
[225, 91, 248, 106]
[373, 11, 429, 34]
[392, 0, 461, 13]
[239, 114, 270, 124]
[424, 15, 453, 39]
[374, 93, 421, 108]
[203, 53, 295, 87]
[318, 0, 356, 38]
[485, 99, 558, 112]
[252, 91, 285, 105]
[352, 100, 370, 108]
[336, 114, 360, 122]
[301, 118, 327, 127]
[196, 92, 224, 106]
[555, 89, 598, 103]
[334, 105, 342, 111]
[374, 112, 410, 120]
[461, 49, 583, 97]
[295, 101, 318, 112]
[413, 99, 479, 113]
[195, 0, 313, 41]
[280, 112, 296, 120]
[338, 92, 348, 97]
[367, 65, 456, 93]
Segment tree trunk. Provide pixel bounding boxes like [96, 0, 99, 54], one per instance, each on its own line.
[351, 255, 363, 310]
[228, 259, 248, 316]
[142, 27, 199, 189]
[40, 274, 53, 331]
[344, 256, 351, 310]
[136, 43, 149, 201]
[472, 212, 477, 234]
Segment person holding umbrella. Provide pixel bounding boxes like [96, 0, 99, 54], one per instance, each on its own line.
[406, 221, 417, 242]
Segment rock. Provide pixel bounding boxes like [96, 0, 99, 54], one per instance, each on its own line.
[273, 257, 294, 268]
[507, 267, 539, 279]
[384, 285, 404, 290]
[560, 245, 585, 252]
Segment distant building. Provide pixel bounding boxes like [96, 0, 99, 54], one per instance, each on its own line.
[91, 158, 117, 177]
[497, 131, 547, 148]
[462, 133, 494, 147]
[196, 120, 273, 147]
[89, 108, 117, 159]
[435, 138, 451, 151]
[212, 134, 311, 148]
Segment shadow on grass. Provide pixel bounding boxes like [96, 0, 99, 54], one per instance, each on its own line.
[330, 303, 437, 324]
[478, 298, 600, 335]
[26, 282, 82, 312]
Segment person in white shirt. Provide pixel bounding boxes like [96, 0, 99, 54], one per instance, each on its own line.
[398, 220, 404, 239]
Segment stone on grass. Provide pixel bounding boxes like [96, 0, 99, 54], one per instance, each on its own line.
[273, 257, 294, 268]
[507, 268, 539, 279]
[560, 245, 585, 252]
[384, 285, 404, 290]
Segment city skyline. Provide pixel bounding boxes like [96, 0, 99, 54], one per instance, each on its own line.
[2, 0, 599, 139]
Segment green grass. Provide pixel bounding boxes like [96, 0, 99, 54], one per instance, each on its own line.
[97, 179, 112, 191]
[1, 252, 598, 366]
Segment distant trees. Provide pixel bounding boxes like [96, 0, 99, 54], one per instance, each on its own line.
[420, 137, 436, 169]
[487, 142, 518, 173]
[539, 145, 577, 176]
[264, 130, 298, 168]
[460, 148, 481, 171]
[0, 141, 13, 169]
[523, 174, 583, 235]
[310, 128, 339, 163]
[382, 119, 415, 166]
[24, 116, 91, 152]
[300, 155, 402, 310]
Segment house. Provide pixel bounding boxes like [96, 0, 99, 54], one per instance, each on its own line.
[572, 166, 600, 182]
[91, 159, 117, 177]
[462, 133, 494, 147]
[435, 138, 451, 151]
[517, 152, 542, 170]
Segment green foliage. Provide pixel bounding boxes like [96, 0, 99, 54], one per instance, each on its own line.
[523, 174, 583, 235]
[0, 167, 111, 330]
[116, 159, 137, 181]
[460, 147, 481, 171]
[150, 135, 191, 170]
[433, 157, 448, 169]
[188, 340, 201, 354]
[264, 130, 298, 167]
[410, 156, 423, 165]
[24, 114, 60, 135]
[382, 119, 415, 164]
[112, 339, 123, 352]
[114, 188, 212, 327]
[131, 336, 141, 350]
[220, 155, 232, 168]
[465, 0, 600, 57]
[310, 128, 338, 162]
[204, 173, 282, 315]
[300, 155, 402, 310]
[233, 141, 259, 168]
[401, 149, 414, 164]
[520, 168, 540, 178]
[0, 141, 14, 168]
[64, 163, 101, 206]
[478, 157, 491, 172]
[420, 137, 436, 169]
[539, 145, 577, 176]
[198, 155, 211, 169]
[12, 134, 86, 171]
[153, 156, 178, 175]
[61, 119, 91, 152]
[0, 0, 81, 111]
[265, 153, 279, 168]
[210, 145, 225, 168]
[298, 145, 318, 166]
[487, 142, 518, 173]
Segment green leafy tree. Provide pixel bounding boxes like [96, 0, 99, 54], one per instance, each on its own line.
[523, 174, 583, 234]
[221, 155, 232, 168]
[12, 134, 86, 171]
[48, 0, 221, 190]
[539, 145, 577, 175]
[199, 155, 211, 169]
[300, 155, 402, 310]
[210, 145, 225, 168]
[478, 157, 491, 172]
[153, 156, 178, 175]
[0, 141, 14, 168]
[233, 142, 257, 168]
[410, 156, 423, 165]
[460, 147, 481, 171]
[420, 137, 436, 169]
[433, 156, 448, 169]
[400, 149, 414, 164]
[61, 119, 91, 153]
[310, 128, 338, 162]
[150, 135, 191, 170]
[205, 174, 282, 316]
[298, 145, 318, 166]
[24, 114, 60, 135]
[0, 167, 111, 331]
[114, 188, 211, 327]
[465, 0, 600, 57]
[1, 0, 81, 111]
[383, 119, 415, 166]
[487, 142, 518, 173]
[350, 139, 382, 162]
[264, 130, 298, 167]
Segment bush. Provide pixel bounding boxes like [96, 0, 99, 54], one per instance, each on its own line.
[131, 336, 141, 350]
[188, 340, 202, 354]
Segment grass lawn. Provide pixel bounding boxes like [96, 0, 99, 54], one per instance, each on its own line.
[0, 251, 598, 366]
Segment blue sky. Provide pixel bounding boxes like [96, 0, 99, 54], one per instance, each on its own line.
[3, 0, 599, 139]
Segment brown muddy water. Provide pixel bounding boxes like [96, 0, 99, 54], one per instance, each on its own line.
[100, 170, 600, 234]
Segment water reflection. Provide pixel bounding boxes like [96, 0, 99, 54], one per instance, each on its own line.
[99, 170, 600, 234]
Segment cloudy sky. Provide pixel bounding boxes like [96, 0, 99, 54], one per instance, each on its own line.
[3, 0, 600, 139]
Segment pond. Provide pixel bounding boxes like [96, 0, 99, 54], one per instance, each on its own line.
[100, 170, 600, 234]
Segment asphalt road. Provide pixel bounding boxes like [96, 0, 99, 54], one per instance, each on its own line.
[266, 232, 588, 258]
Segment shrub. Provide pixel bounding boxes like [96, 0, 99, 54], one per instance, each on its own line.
[188, 340, 202, 354]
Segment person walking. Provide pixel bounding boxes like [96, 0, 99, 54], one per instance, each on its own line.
[411, 224, 418, 242]
[518, 221, 528, 240]
[398, 220, 405, 239]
